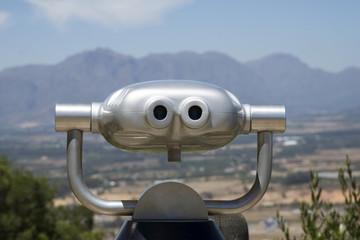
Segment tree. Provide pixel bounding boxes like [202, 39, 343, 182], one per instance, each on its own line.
[0, 155, 104, 240]
[276, 155, 360, 240]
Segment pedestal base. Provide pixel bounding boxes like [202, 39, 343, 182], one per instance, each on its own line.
[115, 219, 225, 240]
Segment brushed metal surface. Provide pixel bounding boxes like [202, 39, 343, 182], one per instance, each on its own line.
[94, 80, 243, 153]
[56, 80, 285, 152]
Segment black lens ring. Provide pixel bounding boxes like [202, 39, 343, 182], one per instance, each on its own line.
[188, 105, 202, 120]
[153, 105, 167, 120]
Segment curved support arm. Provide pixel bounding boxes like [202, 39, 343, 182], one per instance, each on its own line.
[67, 130, 137, 215]
[66, 130, 272, 216]
[205, 131, 273, 215]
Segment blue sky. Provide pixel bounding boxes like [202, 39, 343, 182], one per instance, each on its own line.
[0, 0, 359, 72]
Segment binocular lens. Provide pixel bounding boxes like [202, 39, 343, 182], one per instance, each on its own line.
[188, 106, 202, 120]
[153, 105, 167, 120]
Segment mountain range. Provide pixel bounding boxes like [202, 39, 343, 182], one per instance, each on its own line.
[0, 48, 359, 131]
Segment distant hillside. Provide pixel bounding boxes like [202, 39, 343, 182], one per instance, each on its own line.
[0, 48, 359, 131]
[245, 54, 360, 114]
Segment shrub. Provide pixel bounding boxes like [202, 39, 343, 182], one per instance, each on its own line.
[276, 155, 360, 240]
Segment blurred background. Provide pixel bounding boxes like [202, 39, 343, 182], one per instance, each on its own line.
[0, 1, 359, 239]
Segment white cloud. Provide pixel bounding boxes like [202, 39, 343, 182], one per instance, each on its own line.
[25, 0, 192, 28]
[0, 11, 10, 27]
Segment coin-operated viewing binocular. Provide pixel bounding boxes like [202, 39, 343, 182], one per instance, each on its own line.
[56, 80, 285, 239]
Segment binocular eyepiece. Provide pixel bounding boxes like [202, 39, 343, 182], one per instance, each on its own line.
[56, 80, 285, 162]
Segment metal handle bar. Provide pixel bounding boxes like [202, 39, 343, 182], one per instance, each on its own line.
[67, 130, 137, 215]
[66, 129, 273, 215]
[205, 131, 272, 215]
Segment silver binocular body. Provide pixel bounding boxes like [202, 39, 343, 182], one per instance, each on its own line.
[56, 80, 285, 156]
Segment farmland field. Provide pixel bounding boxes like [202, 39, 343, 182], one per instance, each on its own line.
[1, 112, 360, 239]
